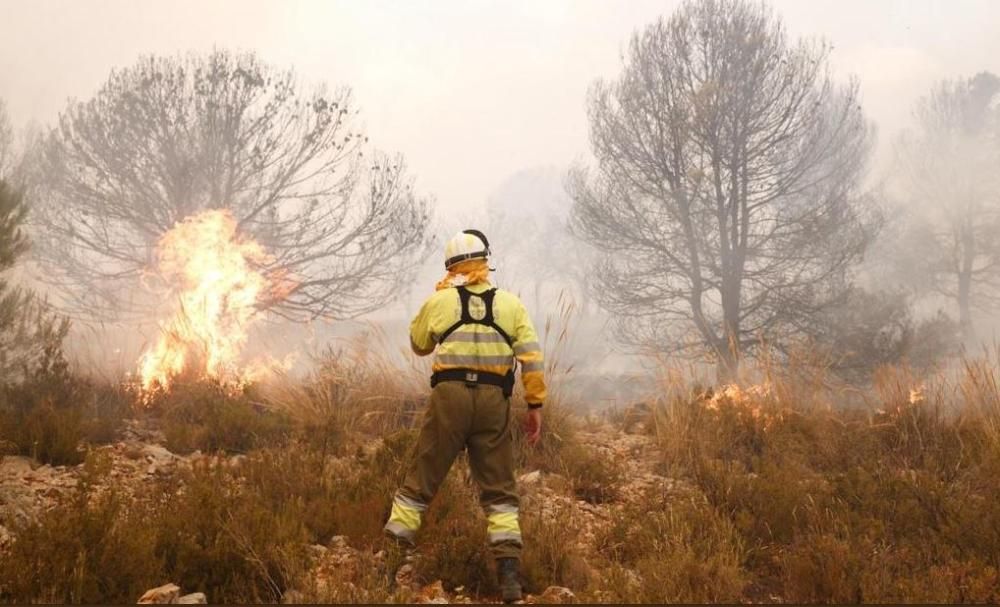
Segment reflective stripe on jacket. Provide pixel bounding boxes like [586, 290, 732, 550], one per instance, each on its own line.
[410, 282, 546, 405]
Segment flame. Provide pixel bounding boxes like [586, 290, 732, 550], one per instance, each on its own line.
[138, 209, 292, 394]
[703, 382, 780, 428]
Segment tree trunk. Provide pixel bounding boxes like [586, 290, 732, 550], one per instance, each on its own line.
[958, 223, 975, 343]
[958, 269, 973, 343]
[716, 348, 740, 384]
[717, 275, 742, 383]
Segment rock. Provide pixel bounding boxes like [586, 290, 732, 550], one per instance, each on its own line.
[143, 444, 178, 466]
[329, 535, 349, 550]
[418, 580, 449, 604]
[538, 586, 576, 604]
[122, 442, 145, 460]
[308, 544, 328, 558]
[137, 583, 180, 604]
[0, 455, 36, 478]
[518, 470, 542, 485]
[122, 419, 167, 444]
[395, 563, 416, 589]
[176, 592, 207, 604]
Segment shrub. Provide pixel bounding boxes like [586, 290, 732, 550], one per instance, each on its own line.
[557, 440, 621, 504]
[593, 491, 745, 603]
[413, 459, 497, 596]
[154, 461, 309, 603]
[806, 287, 961, 384]
[512, 397, 577, 475]
[650, 355, 1000, 602]
[153, 380, 293, 454]
[326, 428, 417, 547]
[0, 486, 161, 603]
[259, 332, 428, 454]
[0, 367, 129, 465]
[519, 498, 593, 595]
[0, 450, 313, 603]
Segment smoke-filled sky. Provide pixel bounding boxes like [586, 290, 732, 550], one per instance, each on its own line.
[2, 0, 999, 219]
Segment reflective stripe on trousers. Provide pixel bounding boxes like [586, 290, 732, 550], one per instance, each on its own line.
[384, 492, 428, 542]
[486, 503, 522, 546]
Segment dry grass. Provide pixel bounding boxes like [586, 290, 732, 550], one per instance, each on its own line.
[647, 350, 1000, 603]
[9, 310, 1000, 603]
[0, 363, 130, 465]
[592, 490, 746, 603]
[519, 502, 594, 595]
[0, 455, 309, 603]
[258, 325, 428, 454]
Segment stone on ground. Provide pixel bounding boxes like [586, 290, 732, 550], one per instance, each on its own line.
[137, 583, 180, 604]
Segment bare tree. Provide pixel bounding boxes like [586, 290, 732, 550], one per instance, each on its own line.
[568, 0, 876, 380]
[32, 50, 432, 322]
[485, 167, 595, 313]
[892, 72, 1000, 341]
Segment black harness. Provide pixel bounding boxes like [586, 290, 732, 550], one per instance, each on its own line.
[430, 286, 516, 397]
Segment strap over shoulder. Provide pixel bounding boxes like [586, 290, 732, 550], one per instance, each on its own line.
[438, 286, 513, 347]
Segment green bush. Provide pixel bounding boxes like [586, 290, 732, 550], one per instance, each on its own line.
[0, 366, 129, 465]
[153, 381, 293, 454]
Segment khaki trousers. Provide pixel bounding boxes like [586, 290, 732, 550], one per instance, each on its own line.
[384, 381, 521, 560]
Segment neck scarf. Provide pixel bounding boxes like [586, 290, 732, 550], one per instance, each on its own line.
[435, 258, 490, 291]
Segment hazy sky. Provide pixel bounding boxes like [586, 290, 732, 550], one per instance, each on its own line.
[2, 0, 999, 219]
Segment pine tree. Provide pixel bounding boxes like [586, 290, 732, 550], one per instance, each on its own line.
[0, 180, 68, 382]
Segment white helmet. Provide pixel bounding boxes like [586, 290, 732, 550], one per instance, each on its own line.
[444, 229, 491, 269]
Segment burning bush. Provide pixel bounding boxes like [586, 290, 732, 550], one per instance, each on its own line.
[138, 209, 295, 396]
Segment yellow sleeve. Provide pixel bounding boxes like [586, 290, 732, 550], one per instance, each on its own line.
[512, 301, 546, 406]
[409, 295, 439, 356]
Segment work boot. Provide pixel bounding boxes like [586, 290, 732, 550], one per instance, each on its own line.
[497, 557, 522, 603]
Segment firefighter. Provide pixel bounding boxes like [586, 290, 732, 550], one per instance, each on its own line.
[383, 229, 545, 603]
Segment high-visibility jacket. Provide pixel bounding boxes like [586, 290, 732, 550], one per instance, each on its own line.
[409, 282, 546, 406]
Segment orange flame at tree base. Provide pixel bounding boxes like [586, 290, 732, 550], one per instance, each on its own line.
[138, 209, 292, 395]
